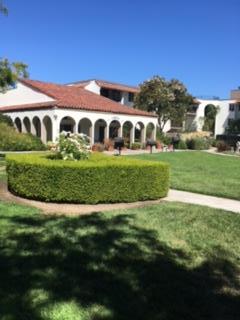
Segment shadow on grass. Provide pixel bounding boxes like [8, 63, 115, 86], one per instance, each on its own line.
[0, 211, 239, 319]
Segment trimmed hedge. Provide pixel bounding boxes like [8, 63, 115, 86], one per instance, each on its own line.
[6, 153, 170, 204]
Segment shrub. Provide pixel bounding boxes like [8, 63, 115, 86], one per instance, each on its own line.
[176, 140, 187, 150]
[92, 143, 104, 152]
[104, 139, 114, 151]
[57, 132, 90, 161]
[186, 137, 210, 150]
[131, 142, 142, 150]
[6, 153, 170, 204]
[0, 123, 46, 151]
[181, 131, 211, 141]
[216, 140, 231, 152]
[0, 114, 13, 126]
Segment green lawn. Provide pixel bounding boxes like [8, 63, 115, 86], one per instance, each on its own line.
[0, 200, 239, 320]
[132, 151, 240, 200]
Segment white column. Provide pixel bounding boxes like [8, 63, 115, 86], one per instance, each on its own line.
[118, 125, 123, 137]
[105, 123, 109, 140]
[52, 117, 59, 142]
[90, 125, 95, 145]
[152, 126, 157, 140]
[130, 126, 135, 145]
[141, 126, 146, 144]
[31, 120, 36, 136]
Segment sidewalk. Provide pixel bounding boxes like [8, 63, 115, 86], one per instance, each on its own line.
[166, 189, 240, 213]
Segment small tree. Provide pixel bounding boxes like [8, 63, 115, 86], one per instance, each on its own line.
[134, 76, 194, 132]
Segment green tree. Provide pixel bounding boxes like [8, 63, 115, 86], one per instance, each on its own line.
[134, 76, 194, 132]
[227, 118, 240, 133]
[0, 1, 28, 92]
[202, 104, 218, 133]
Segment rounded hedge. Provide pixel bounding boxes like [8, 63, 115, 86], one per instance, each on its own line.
[6, 153, 170, 204]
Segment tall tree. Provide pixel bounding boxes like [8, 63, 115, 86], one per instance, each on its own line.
[134, 76, 194, 132]
[0, 1, 28, 92]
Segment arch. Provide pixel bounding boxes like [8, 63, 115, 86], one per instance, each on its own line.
[109, 120, 121, 139]
[32, 116, 41, 138]
[78, 118, 92, 137]
[60, 116, 76, 133]
[94, 119, 107, 143]
[14, 117, 22, 133]
[135, 121, 145, 143]
[123, 121, 134, 147]
[203, 104, 217, 134]
[146, 122, 155, 140]
[23, 117, 31, 133]
[42, 116, 53, 143]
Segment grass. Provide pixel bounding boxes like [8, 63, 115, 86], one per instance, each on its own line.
[132, 151, 240, 200]
[0, 200, 239, 319]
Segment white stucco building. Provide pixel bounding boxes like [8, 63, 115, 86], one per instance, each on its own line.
[0, 79, 158, 144]
[184, 97, 240, 136]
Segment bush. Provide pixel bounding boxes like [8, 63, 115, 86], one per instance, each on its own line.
[216, 140, 231, 152]
[131, 142, 142, 150]
[92, 143, 104, 152]
[6, 153, 170, 204]
[186, 138, 210, 150]
[104, 139, 114, 151]
[0, 123, 46, 151]
[176, 140, 187, 150]
[157, 132, 172, 145]
[0, 114, 13, 126]
[57, 132, 90, 160]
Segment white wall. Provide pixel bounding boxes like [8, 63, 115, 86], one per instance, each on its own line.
[84, 81, 101, 94]
[0, 82, 54, 107]
[187, 99, 238, 136]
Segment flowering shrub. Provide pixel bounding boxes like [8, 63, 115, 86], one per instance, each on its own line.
[57, 132, 91, 161]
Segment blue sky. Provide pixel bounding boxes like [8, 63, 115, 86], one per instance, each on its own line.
[1, 0, 239, 98]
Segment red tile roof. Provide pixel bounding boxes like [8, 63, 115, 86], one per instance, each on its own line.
[70, 79, 140, 93]
[2, 79, 155, 117]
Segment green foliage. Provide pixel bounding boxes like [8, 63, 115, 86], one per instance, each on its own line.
[157, 131, 172, 145]
[176, 140, 187, 150]
[0, 123, 46, 151]
[202, 104, 218, 133]
[57, 132, 91, 161]
[6, 153, 170, 204]
[186, 137, 210, 150]
[0, 58, 29, 92]
[227, 119, 240, 133]
[0, 113, 13, 126]
[134, 75, 194, 131]
[131, 142, 142, 150]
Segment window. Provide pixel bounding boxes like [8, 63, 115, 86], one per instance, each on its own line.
[128, 92, 134, 102]
[229, 104, 235, 112]
[238, 104, 240, 111]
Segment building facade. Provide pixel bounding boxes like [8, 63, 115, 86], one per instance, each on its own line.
[0, 79, 158, 144]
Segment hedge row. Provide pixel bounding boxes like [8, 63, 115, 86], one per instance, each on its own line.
[6, 153, 170, 204]
[0, 123, 46, 151]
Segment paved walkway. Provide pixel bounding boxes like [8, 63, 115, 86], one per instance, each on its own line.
[166, 190, 240, 214]
[0, 182, 239, 215]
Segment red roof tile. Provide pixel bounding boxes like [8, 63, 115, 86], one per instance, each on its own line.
[6, 79, 154, 117]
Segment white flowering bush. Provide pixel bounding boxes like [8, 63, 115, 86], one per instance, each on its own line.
[57, 131, 91, 161]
